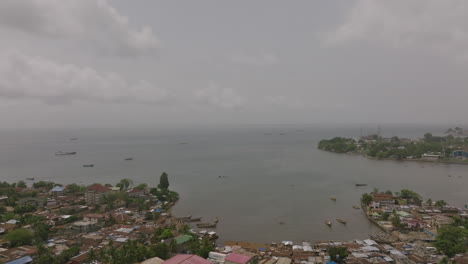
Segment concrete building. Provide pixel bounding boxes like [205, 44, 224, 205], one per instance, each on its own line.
[84, 184, 111, 205]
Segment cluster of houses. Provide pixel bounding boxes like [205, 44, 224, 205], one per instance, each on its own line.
[365, 193, 467, 239]
[0, 183, 189, 264]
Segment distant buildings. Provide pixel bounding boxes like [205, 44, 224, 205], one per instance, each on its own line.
[84, 184, 111, 205]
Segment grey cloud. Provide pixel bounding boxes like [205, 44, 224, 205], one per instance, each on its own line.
[0, 0, 158, 56]
[228, 52, 280, 66]
[326, 0, 468, 59]
[0, 50, 170, 104]
[194, 82, 245, 109]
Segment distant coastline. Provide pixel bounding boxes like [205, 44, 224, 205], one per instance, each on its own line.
[318, 128, 468, 166]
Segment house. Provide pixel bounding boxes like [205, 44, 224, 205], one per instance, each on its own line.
[163, 254, 211, 264]
[4, 256, 33, 264]
[84, 184, 111, 205]
[372, 194, 395, 207]
[421, 154, 441, 161]
[128, 188, 147, 198]
[431, 215, 454, 229]
[83, 213, 106, 223]
[50, 186, 65, 197]
[72, 220, 98, 233]
[225, 252, 256, 264]
[141, 257, 165, 264]
[173, 234, 193, 252]
[452, 150, 468, 158]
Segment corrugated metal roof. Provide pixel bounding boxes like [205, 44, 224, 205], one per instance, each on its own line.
[163, 254, 211, 264]
[225, 253, 253, 264]
[5, 256, 33, 264]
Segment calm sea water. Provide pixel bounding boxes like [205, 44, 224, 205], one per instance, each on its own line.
[0, 124, 466, 243]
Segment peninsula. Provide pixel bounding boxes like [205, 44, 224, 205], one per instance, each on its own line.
[318, 128, 468, 164]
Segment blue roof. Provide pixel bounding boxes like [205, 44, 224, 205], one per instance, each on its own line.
[51, 186, 65, 192]
[5, 256, 33, 264]
[326, 261, 337, 264]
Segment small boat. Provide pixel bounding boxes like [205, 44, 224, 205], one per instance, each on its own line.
[353, 205, 361, 209]
[336, 218, 347, 224]
[83, 164, 94, 168]
[279, 221, 285, 225]
[196, 223, 217, 228]
[329, 196, 337, 201]
[26, 178, 35, 181]
[214, 217, 219, 223]
[70, 138, 78, 141]
[325, 220, 332, 226]
[186, 217, 202, 222]
[55, 151, 77, 156]
[124, 158, 133, 161]
[279, 133, 287, 135]
[355, 183, 367, 186]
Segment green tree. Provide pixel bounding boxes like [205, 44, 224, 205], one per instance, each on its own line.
[426, 198, 433, 206]
[400, 189, 420, 199]
[435, 200, 447, 208]
[434, 226, 468, 257]
[134, 183, 148, 189]
[391, 215, 404, 228]
[66, 183, 82, 193]
[328, 247, 348, 263]
[5, 229, 34, 247]
[159, 172, 169, 190]
[361, 193, 373, 206]
[116, 179, 133, 190]
[17, 181, 27, 188]
[381, 212, 390, 221]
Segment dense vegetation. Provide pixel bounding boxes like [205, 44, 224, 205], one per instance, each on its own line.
[318, 137, 357, 153]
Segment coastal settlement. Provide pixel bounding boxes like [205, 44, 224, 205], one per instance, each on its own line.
[318, 127, 468, 163]
[0, 177, 467, 264]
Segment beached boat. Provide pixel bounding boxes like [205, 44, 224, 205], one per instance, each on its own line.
[355, 183, 367, 186]
[55, 151, 77, 156]
[325, 220, 332, 226]
[353, 205, 361, 209]
[83, 164, 94, 167]
[186, 217, 202, 222]
[196, 223, 217, 228]
[336, 218, 347, 224]
[329, 196, 337, 201]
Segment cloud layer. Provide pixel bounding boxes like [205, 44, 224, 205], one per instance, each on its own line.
[195, 83, 245, 109]
[326, 0, 468, 59]
[0, 50, 169, 105]
[0, 0, 158, 56]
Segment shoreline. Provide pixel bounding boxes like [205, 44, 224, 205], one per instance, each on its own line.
[319, 149, 468, 165]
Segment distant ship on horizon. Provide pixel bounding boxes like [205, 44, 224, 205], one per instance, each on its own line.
[55, 151, 77, 156]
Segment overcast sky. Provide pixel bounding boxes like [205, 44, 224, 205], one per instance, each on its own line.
[0, 0, 467, 129]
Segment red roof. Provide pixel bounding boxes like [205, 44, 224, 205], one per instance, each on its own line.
[86, 184, 111, 193]
[225, 253, 253, 264]
[163, 255, 211, 264]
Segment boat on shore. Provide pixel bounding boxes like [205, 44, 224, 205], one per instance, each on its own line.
[55, 151, 77, 156]
[353, 205, 361, 209]
[325, 219, 332, 227]
[83, 164, 94, 168]
[196, 223, 217, 228]
[355, 183, 367, 186]
[336, 218, 347, 224]
[186, 217, 202, 222]
[329, 196, 337, 201]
